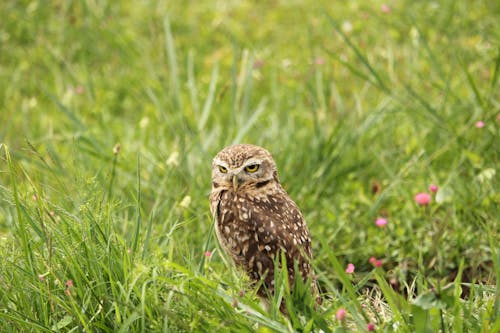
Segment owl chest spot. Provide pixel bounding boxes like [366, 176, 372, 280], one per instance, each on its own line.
[217, 192, 279, 259]
[220, 192, 254, 223]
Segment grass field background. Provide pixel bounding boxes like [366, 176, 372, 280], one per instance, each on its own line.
[1, 1, 499, 332]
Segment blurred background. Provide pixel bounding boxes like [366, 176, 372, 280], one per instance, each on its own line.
[0, 1, 498, 331]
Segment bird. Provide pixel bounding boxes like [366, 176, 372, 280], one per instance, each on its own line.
[209, 144, 320, 307]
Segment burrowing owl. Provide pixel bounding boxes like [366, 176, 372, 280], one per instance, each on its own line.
[209, 144, 319, 304]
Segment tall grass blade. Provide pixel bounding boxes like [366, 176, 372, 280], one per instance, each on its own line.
[460, 58, 485, 112]
[107, 149, 119, 200]
[490, 49, 500, 93]
[187, 50, 200, 115]
[132, 153, 142, 254]
[141, 210, 154, 261]
[374, 270, 411, 332]
[230, 45, 240, 121]
[4, 145, 35, 276]
[41, 88, 86, 130]
[232, 97, 267, 144]
[325, 13, 390, 94]
[164, 15, 182, 110]
[403, 84, 446, 127]
[0, 312, 52, 332]
[490, 234, 500, 320]
[408, 16, 447, 82]
[198, 63, 219, 131]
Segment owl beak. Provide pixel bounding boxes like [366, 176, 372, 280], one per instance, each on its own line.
[232, 175, 239, 191]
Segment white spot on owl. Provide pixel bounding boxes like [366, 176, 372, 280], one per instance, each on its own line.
[256, 261, 263, 273]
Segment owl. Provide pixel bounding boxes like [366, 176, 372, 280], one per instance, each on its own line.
[209, 144, 319, 306]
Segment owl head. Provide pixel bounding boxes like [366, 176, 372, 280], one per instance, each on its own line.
[212, 144, 279, 192]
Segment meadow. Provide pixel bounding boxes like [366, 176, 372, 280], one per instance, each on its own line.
[0, 1, 499, 332]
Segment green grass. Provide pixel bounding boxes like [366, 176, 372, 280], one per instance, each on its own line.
[1, 1, 499, 332]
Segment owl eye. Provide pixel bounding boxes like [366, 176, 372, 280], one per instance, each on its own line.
[245, 164, 260, 173]
[218, 165, 228, 173]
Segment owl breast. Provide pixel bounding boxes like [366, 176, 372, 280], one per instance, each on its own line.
[213, 188, 313, 291]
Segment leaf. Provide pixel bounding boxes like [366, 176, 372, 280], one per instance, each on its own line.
[411, 305, 429, 333]
[413, 292, 443, 310]
[435, 187, 453, 204]
[463, 150, 483, 168]
[412, 286, 455, 310]
[477, 168, 496, 183]
[51, 316, 73, 330]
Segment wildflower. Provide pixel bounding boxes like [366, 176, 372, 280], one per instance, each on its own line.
[139, 117, 149, 128]
[389, 277, 399, 288]
[345, 263, 355, 274]
[342, 21, 353, 33]
[369, 256, 382, 267]
[414, 192, 431, 206]
[475, 121, 485, 128]
[38, 274, 44, 282]
[179, 195, 191, 209]
[166, 151, 179, 167]
[429, 184, 438, 193]
[253, 59, 264, 69]
[336, 308, 347, 321]
[74, 85, 85, 94]
[112, 143, 121, 155]
[204, 251, 212, 258]
[381, 4, 391, 13]
[315, 57, 325, 65]
[281, 59, 292, 68]
[64, 279, 74, 295]
[375, 217, 387, 227]
[477, 168, 496, 183]
[27, 97, 38, 109]
[367, 323, 376, 331]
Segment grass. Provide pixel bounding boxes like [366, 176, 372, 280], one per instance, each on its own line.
[0, 0, 499, 331]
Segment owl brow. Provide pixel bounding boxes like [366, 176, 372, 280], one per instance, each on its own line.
[244, 158, 263, 166]
[213, 159, 228, 168]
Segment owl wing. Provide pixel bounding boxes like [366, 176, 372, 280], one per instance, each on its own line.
[249, 194, 314, 290]
[209, 189, 221, 219]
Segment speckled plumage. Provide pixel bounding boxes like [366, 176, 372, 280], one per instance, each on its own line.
[209, 144, 319, 302]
